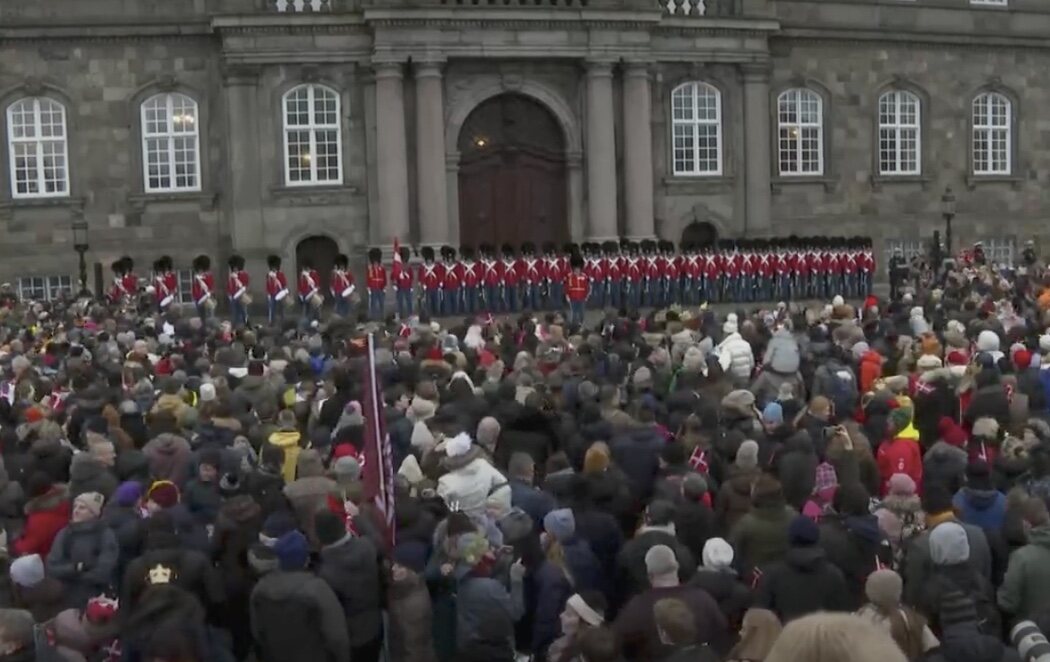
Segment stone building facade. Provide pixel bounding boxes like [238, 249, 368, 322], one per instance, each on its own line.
[1, 0, 1048, 298]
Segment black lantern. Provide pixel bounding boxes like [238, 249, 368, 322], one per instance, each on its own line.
[940, 186, 956, 257]
[71, 215, 91, 298]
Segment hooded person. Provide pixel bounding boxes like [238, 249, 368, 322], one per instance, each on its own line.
[727, 475, 796, 580]
[997, 496, 1050, 622]
[817, 482, 892, 610]
[46, 492, 120, 608]
[690, 537, 752, 629]
[13, 473, 71, 558]
[875, 406, 923, 496]
[952, 461, 1007, 532]
[753, 515, 850, 622]
[386, 541, 438, 662]
[142, 432, 194, 487]
[716, 440, 761, 533]
[282, 449, 340, 548]
[267, 408, 304, 485]
[436, 432, 511, 520]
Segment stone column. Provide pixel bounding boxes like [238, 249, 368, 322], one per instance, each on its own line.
[622, 62, 655, 240]
[374, 61, 410, 246]
[445, 151, 461, 243]
[585, 60, 618, 241]
[415, 60, 450, 246]
[222, 65, 263, 252]
[743, 62, 772, 232]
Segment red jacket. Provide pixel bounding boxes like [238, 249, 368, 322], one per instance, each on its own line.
[227, 271, 249, 300]
[331, 270, 354, 298]
[298, 269, 321, 300]
[418, 262, 443, 291]
[876, 437, 923, 497]
[366, 264, 387, 290]
[191, 272, 214, 306]
[442, 262, 461, 290]
[154, 273, 174, 307]
[566, 272, 589, 301]
[266, 270, 289, 299]
[461, 261, 481, 288]
[393, 260, 413, 290]
[502, 259, 520, 286]
[13, 487, 71, 558]
[483, 260, 503, 287]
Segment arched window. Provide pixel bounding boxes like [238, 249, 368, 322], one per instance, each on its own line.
[777, 88, 823, 176]
[6, 97, 69, 198]
[141, 93, 201, 192]
[878, 90, 921, 175]
[283, 84, 342, 186]
[972, 92, 1011, 175]
[671, 82, 722, 176]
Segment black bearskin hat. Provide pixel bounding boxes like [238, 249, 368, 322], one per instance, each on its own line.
[228, 254, 245, 270]
[461, 246, 475, 260]
[398, 245, 411, 261]
[420, 246, 435, 262]
[368, 248, 382, 263]
[441, 245, 456, 260]
[192, 255, 210, 272]
[501, 243, 515, 256]
[159, 255, 173, 271]
[267, 254, 282, 270]
[335, 253, 350, 269]
[570, 253, 585, 269]
[111, 260, 125, 275]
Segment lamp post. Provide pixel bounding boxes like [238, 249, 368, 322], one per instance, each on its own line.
[940, 186, 956, 258]
[71, 216, 91, 299]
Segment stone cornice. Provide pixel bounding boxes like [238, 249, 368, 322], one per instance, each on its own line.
[0, 25, 212, 42]
[776, 28, 1050, 50]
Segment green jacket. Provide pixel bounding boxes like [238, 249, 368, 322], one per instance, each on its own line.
[729, 503, 797, 574]
[998, 525, 1050, 620]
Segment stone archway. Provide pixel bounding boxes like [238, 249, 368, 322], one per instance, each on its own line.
[296, 235, 339, 296]
[681, 221, 719, 248]
[457, 94, 569, 249]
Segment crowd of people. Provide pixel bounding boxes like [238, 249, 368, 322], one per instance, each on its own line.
[0, 240, 1045, 662]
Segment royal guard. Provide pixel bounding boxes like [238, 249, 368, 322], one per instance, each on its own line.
[331, 254, 355, 318]
[363, 248, 387, 320]
[740, 240, 756, 303]
[460, 246, 481, 315]
[624, 242, 643, 310]
[480, 244, 503, 313]
[108, 259, 128, 305]
[565, 252, 589, 326]
[120, 257, 139, 302]
[265, 254, 290, 325]
[520, 242, 544, 312]
[859, 238, 875, 296]
[603, 241, 622, 309]
[756, 242, 773, 302]
[392, 240, 414, 320]
[581, 244, 599, 308]
[501, 244, 520, 312]
[418, 246, 442, 316]
[682, 244, 699, 306]
[542, 243, 560, 310]
[658, 240, 677, 307]
[191, 255, 215, 319]
[440, 246, 460, 316]
[638, 240, 655, 307]
[152, 257, 175, 313]
[226, 254, 250, 327]
[298, 259, 323, 321]
[720, 241, 737, 302]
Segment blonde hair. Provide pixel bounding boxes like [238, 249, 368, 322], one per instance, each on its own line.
[766, 613, 907, 662]
[728, 609, 782, 661]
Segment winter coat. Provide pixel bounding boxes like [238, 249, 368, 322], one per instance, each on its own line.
[859, 351, 884, 394]
[494, 410, 557, 474]
[913, 376, 960, 449]
[316, 533, 382, 647]
[283, 476, 341, 547]
[615, 585, 729, 660]
[964, 383, 1012, 430]
[212, 495, 263, 599]
[101, 501, 145, 572]
[455, 569, 519, 652]
[997, 524, 1050, 620]
[924, 442, 968, 494]
[0, 469, 24, 540]
[46, 518, 119, 608]
[528, 560, 574, 657]
[754, 546, 850, 622]
[903, 520, 992, 607]
[818, 514, 892, 610]
[267, 430, 304, 486]
[572, 506, 623, 593]
[233, 375, 280, 415]
[729, 500, 796, 576]
[935, 623, 1021, 662]
[27, 438, 72, 485]
[916, 562, 1000, 637]
[775, 433, 818, 511]
[142, 433, 193, 486]
[250, 570, 351, 662]
[618, 526, 696, 597]
[763, 329, 801, 375]
[953, 488, 1007, 532]
[675, 499, 717, 562]
[436, 449, 510, 520]
[608, 424, 665, 503]
[387, 571, 438, 662]
[749, 370, 806, 410]
[242, 467, 287, 518]
[688, 568, 752, 629]
[811, 359, 860, 419]
[876, 437, 923, 496]
[13, 486, 70, 557]
[509, 479, 555, 529]
[11, 576, 64, 623]
[67, 454, 117, 502]
[716, 333, 755, 384]
[122, 543, 224, 614]
[183, 478, 222, 523]
[716, 466, 759, 535]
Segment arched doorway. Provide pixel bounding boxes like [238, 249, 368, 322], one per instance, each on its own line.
[458, 94, 568, 249]
[296, 235, 339, 296]
[681, 221, 719, 248]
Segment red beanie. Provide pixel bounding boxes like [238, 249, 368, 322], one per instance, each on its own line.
[946, 350, 968, 367]
[147, 481, 180, 509]
[1015, 350, 1033, 370]
[23, 407, 44, 425]
[938, 416, 968, 448]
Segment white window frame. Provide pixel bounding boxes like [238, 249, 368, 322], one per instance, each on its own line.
[176, 269, 195, 304]
[970, 0, 1007, 6]
[972, 92, 1012, 176]
[140, 93, 202, 193]
[17, 275, 72, 302]
[983, 237, 1015, 268]
[282, 84, 343, 187]
[5, 97, 70, 199]
[670, 82, 723, 177]
[878, 90, 921, 176]
[777, 88, 824, 176]
[884, 239, 925, 266]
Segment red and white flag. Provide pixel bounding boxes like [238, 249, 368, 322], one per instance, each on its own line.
[361, 332, 396, 549]
[392, 237, 403, 282]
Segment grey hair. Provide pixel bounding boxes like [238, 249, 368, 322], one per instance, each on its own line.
[0, 609, 34, 651]
[508, 452, 535, 480]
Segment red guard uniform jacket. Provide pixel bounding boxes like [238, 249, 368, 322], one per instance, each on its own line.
[522, 258, 544, 285]
[461, 261, 481, 288]
[227, 271, 249, 300]
[502, 259, 520, 287]
[442, 262, 461, 291]
[299, 269, 321, 301]
[393, 261, 414, 290]
[154, 273, 173, 307]
[330, 270, 354, 299]
[122, 273, 138, 297]
[418, 262, 443, 291]
[860, 251, 875, 274]
[366, 264, 387, 291]
[566, 272, 590, 301]
[191, 271, 215, 306]
[626, 257, 643, 283]
[267, 270, 289, 300]
[483, 259, 503, 287]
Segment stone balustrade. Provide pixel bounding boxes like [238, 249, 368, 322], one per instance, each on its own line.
[664, 0, 705, 15]
[274, 0, 335, 11]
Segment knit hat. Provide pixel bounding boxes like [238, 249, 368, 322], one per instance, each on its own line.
[852, 341, 871, 361]
[392, 541, 428, 574]
[736, 440, 759, 471]
[887, 408, 912, 436]
[788, 514, 820, 546]
[1015, 349, 1033, 370]
[147, 481, 180, 509]
[274, 530, 310, 570]
[445, 432, 472, 459]
[977, 330, 1000, 353]
[199, 382, 216, 403]
[9, 554, 45, 587]
[315, 510, 348, 547]
[113, 481, 143, 507]
[543, 508, 576, 543]
[916, 354, 942, 371]
[865, 569, 903, 610]
[74, 492, 104, 519]
[333, 456, 361, 481]
[930, 522, 969, 565]
[1041, 335, 1050, 354]
[644, 544, 679, 576]
[24, 406, 44, 425]
[761, 402, 784, 426]
[476, 417, 501, 451]
[455, 532, 490, 566]
[887, 473, 916, 497]
[938, 416, 968, 448]
[972, 417, 1000, 441]
[702, 537, 734, 570]
[296, 449, 325, 478]
[261, 510, 297, 543]
[632, 367, 653, 390]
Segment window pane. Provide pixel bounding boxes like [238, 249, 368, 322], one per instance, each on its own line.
[283, 85, 342, 185]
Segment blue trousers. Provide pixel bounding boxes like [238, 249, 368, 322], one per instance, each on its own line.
[484, 285, 501, 312]
[229, 298, 247, 327]
[505, 286, 518, 313]
[424, 289, 441, 316]
[569, 300, 585, 326]
[267, 297, 284, 325]
[462, 287, 479, 315]
[522, 284, 540, 312]
[334, 297, 350, 317]
[442, 288, 459, 316]
[396, 288, 412, 319]
[547, 282, 563, 310]
[368, 291, 385, 319]
[300, 300, 319, 322]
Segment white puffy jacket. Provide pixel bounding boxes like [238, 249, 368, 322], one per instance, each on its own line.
[716, 332, 755, 382]
[437, 452, 510, 519]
